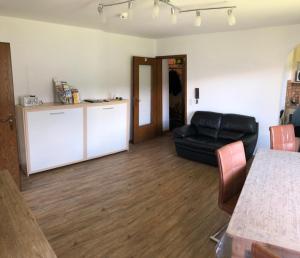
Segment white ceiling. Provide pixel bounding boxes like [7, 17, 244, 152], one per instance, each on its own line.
[0, 0, 300, 38]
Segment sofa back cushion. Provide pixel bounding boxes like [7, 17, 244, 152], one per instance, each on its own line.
[191, 111, 222, 139]
[220, 114, 257, 134]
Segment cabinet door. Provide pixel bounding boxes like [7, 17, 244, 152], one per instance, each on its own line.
[87, 103, 128, 159]
[27, 108, 84, 173]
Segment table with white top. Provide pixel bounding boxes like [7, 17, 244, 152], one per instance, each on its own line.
[218, 149, 300, 258]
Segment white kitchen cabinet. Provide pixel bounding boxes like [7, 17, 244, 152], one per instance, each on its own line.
[16, 100, 129, 175]
[27, 108, 84, 173]
[87, 103, 128, 159]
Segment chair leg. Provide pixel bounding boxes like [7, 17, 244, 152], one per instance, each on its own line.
[210, 223, 228, 243]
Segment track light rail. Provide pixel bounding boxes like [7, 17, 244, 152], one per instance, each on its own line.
[179, 5, 237, 13]
[97, 0, 237, 26]
[99, 0, 134, 8]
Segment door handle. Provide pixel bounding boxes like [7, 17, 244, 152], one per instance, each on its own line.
[0, 114, 14, 130]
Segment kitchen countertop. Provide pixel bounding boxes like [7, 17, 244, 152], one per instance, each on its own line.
[16, 99, 128, 110]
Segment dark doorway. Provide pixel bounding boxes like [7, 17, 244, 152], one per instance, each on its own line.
[156, 55, 187, 133]
[168, 58, 185, 130]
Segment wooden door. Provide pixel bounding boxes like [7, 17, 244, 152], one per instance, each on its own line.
[132, 57, 159, 143]
[0, 43, 20, 188]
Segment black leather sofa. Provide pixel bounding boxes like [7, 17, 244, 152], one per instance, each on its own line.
[173, 111, 258, 166]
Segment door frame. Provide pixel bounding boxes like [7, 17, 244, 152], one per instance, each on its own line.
[131, 54, 187, 143]
[156, 54, 188, 134]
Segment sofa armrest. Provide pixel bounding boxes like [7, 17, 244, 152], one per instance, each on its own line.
[241, 123, 259, 146]
[241, 133, 258, 159]
[241, 133, 258, 146]
[173, 125, 196, 138]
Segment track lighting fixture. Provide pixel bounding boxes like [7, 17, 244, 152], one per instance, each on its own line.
[152, 0, 160, 19]
[97, 1, 237, 27]
[120, 12, 129, 20]
[97, 4, 106, 24]
[171, 7, 177, 25]
[128, 0, 134, 19]
[194, 10, 201, 27]
[227, 8, 236, 26]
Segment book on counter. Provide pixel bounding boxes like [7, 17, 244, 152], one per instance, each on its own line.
[53, 78, 80, 104]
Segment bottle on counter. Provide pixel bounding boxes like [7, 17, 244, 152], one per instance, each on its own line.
[72, 89, 80, 104]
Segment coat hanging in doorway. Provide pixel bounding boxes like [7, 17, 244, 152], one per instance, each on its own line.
[169, 70, 182, 96]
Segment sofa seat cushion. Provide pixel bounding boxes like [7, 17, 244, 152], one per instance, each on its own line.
[175, 136, 230, 153]
[218, 130, 245, 141]
[173, 125, 196, 138]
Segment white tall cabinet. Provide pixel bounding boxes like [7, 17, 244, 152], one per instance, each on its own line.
[16, 100, 129, 175]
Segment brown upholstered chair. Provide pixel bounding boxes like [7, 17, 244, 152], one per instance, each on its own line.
[269, 124, 300, 152]
[252, 243, 280, 258]
[210, 141, 247, 242]
[217, 140, 247, 215]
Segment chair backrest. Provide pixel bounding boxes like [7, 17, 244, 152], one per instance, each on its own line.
[292, 107, 300, 127]
[216, 141, 247, 211]
[269, 125, 297, 152]
[252, 243, 280, 258]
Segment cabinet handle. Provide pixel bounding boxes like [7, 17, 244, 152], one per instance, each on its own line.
[49, 112, 65, 115]
[102, 107, 114, 110]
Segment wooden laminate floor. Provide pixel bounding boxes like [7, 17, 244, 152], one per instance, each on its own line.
[22, 135, 228, 258]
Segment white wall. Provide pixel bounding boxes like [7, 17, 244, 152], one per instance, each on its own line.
[0, 16, 156, 103]
[2, 15, 300, 148]
[292, 46, 300, 73]
[157, 24, 300, 148]
[280, 49, 295, 109]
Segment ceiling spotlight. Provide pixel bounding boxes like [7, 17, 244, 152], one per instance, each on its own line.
[98, 4, 106, 24]
[227, 8, 236, 26]
[120, 12, 129, 20]
[194, 10, 202, 27]
[171, 7, 177, 25]
[152, 0, 160, 19]
[128, 0, 134, 20]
